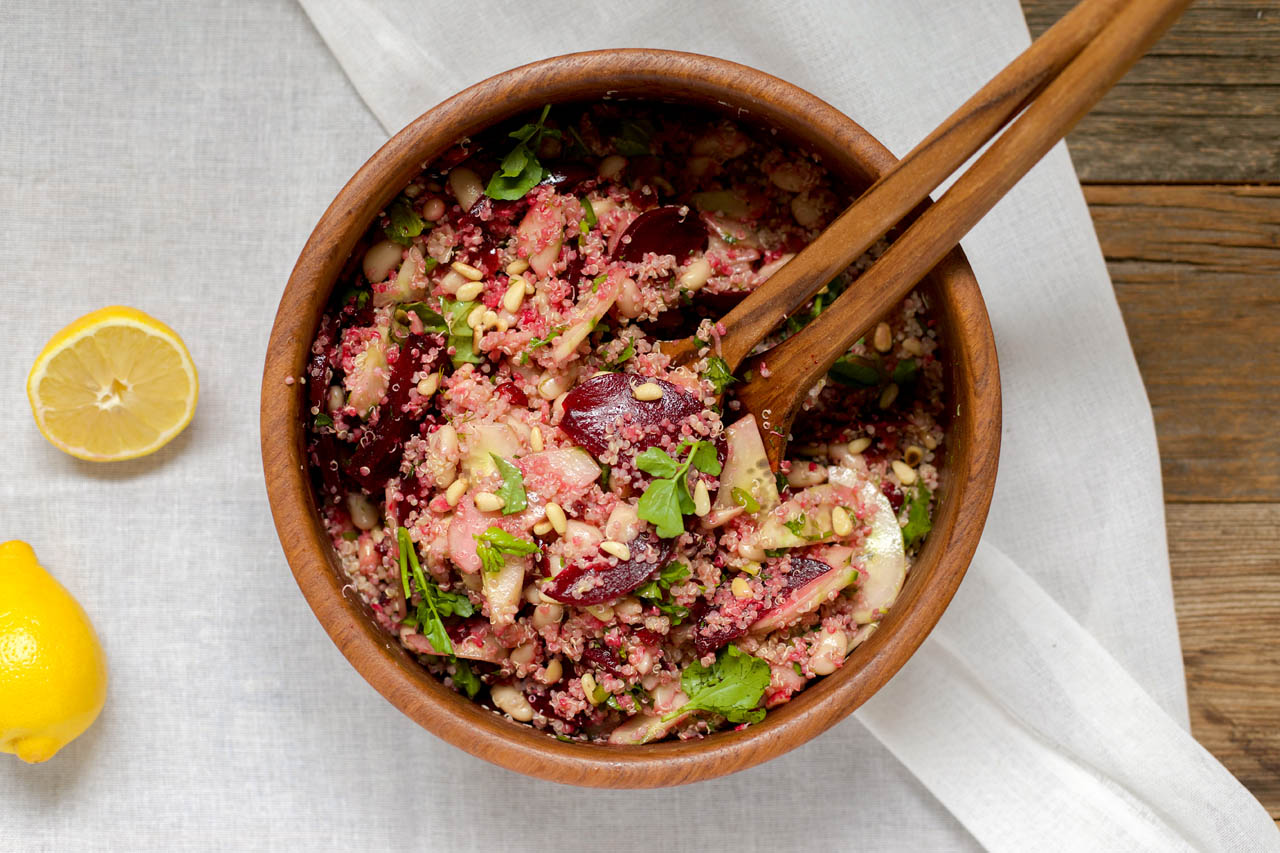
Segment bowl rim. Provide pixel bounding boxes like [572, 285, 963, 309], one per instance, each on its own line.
[261, 48, 1000, 788]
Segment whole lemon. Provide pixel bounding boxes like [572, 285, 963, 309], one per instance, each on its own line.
[0, 541, 108, 763]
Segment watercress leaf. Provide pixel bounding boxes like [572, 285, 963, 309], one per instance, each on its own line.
[314, 413, 333, 428]
[499, 143, 531, 178]
[451, 658, 482, 698]
[400, 302, 448, 334]
[476, 540, 504, 574]
[689, 441, 722, 476]
[634, 580, 662, 600]
[829, 355, 881, 387]
[485, 161, 544, 201]
[656, 600, 690, 626]
[476, 526, 540, 555]
[704, 356, 737, 395]
[491, 454, 528, 515]
[397, 528, 412, 600]
[658, 562, 690, 586]
[666, 645, 770, 723]
[675, 475, 696, 515]
[635, 447, 680, 480]
[384, 197, 426, 246]
[891, 358, 920, 385]
[421, 610, 453, 657]
[637, 478, 685, 539]
[901, 483, 933, 548]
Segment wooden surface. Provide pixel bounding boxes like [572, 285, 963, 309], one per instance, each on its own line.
[1026, 0, 1280, 823]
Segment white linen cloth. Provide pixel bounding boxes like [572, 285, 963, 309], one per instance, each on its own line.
[0, 0, 1273, 850]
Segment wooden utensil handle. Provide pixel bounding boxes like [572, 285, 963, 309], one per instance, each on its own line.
[688, 0, 1129, 371]
[740, 0, 1192, 463]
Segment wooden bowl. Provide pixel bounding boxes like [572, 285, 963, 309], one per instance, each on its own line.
[261, 49, 1000, 788]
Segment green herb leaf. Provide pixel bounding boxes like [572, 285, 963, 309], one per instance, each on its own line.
[441, 298, 483, 367]
[634, 580, 662, 600]
[398, 527, 454, 655]
[314, 413, 333, 428]
[783, 515, 807, 537]
[637, 478, 684, 539]
[901, 483, 933, 548]
[491, 454, 528, 515]
[688, 441, 722, 476]
[665, 645, 770, 724]
[731, 486, 760, 513]
[659, 562, 691, 586]
[385, 197, 426, 246]
[635, 447, 681, 480]
[607, 340, 635, 368]
[520, 325, 565, 364]
[891, 358, 920, 385]
[598, 462, 611, 491]
[451, 659, 482, 698]
[581, 197, 597, 228]
[341, 530, 359, 541]
[655, 600, 690, 626]
[611, 119, 653, 157]
[829, 355, 882, 387]
[400, 302, 448, 333]
[704, 356, 737, 395]
[485, 105, 556, 201]
[474, 526, 540, 574]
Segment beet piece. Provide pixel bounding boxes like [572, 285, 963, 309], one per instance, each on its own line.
[559, 373, 704, 459]
[613, 205, 708, 263]
[693, 556, 833, 655]
[306, 349, 330, 413]
[348, 333, 444, 492]
[881, 480, 904, 512]
[543, 530, 672, 606]
[582, 645, 627, 677]
[495, 381, 528, 408]
[310, 433, 345, 501]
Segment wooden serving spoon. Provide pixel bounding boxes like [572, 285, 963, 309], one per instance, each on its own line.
[664, 0, 1189, 467]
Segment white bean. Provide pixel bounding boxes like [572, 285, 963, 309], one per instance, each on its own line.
[423, 197, 446, 221]
[810, 629, 849, 675]
[346, 493, 380, 530]
[786, 462, 827, 488]
[540, 658, 564, 685]
[511, 642, 537, 667]
[490, 684, 534, 722]
[677, 258, 713, 292]
[362, 240, 403, 284]
[598, 155, 627, 181]
[448, 166, 484, 212]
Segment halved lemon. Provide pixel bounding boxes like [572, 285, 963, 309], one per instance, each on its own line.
[26, 306, 198, 462]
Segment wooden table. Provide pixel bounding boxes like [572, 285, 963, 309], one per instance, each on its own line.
[1023, 0, 1279, 825]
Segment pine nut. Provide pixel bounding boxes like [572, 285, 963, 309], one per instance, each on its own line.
[846, 436, 872, 454]
[490, 683, 534, 722]
[505, 258, 529, 276]
[537, 373, 571, 400]
[445, 477, 469, 507]
[878, 382, 899, 409]
[632, 382, 664, 401]
[540, 658, 563, 685]
[873, 321, 893, 353]
[466, 305, 485, 330]
[533, 520, 554, 536]
[731, 577, 752, 599]
[503, 279, 526, 314]
[435, 423, 459, 456]
[416, 372, 440, 398]
[326, 385, 346, 413]
[739, 543, 766, 561]
[451, 260, 483, 281]
[693, 480, 711, 517]
[600, 540, 631, 561]
[530, 425, 544, 452]
[482, 310, 498, 328]
[831, 506, 853, 537]
[455, 280, 484, 302]
[924, 433, 938, 450]
[544, 501, 567, 534]
[902, 336, 924, 356]
[903, 444, 925, 466]
[891, 459, 918, 486]
[474, 491, 505, 512]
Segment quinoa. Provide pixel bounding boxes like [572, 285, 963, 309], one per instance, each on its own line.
[304, 104, 945, 743]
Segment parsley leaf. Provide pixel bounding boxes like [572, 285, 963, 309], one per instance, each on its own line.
[384, 196, 427, 246]
[901, 483, 933, 548]
[636, 441, 720, 539]
[491, 454, 527, 515]
[704, 356, 737, 395]
[520, 325, 565, 365]
[664, 645, 770, 724]
[829, 355, 882, 387]
[635, 562, 691, 625]
[485, 105, 559, 201]
[398, 526, 461, 655]
[474, 526, 540, 574]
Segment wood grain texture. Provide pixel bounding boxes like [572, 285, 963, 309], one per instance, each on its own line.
[1025, 0, 1280, 182]
[1170, 503, 1280, 817]
[1087, 184, 1280, 502]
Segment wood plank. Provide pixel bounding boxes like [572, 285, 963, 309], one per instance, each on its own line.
[1023, 0, 1280, 182]
[1084, 184, 1280, 502]
[1169, 503, 1280, 819]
